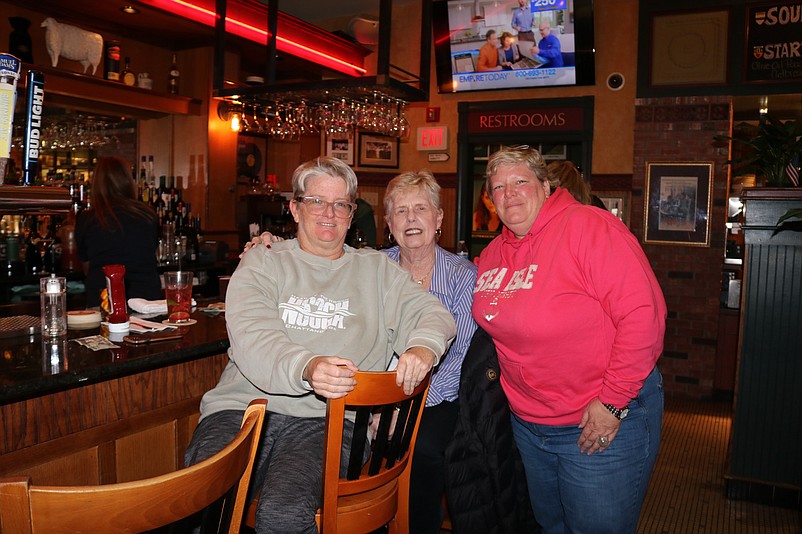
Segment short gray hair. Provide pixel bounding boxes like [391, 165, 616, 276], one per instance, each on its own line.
[292, 157, 358, 200]
[485, 145, 548, 191]
[384, 169, 442, 213]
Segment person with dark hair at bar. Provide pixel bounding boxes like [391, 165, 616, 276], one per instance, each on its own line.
[75, 156, 161, 307]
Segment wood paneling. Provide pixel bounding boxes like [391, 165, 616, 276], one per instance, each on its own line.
[116, 422, 177, 482]
[0, 354, 227, 486]
[22, 448, 100, 486]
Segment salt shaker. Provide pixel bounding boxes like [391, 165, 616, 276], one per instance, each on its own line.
[40, 274, 67, 337]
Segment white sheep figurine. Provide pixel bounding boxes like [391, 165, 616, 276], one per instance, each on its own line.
[41, 17, 103, 75]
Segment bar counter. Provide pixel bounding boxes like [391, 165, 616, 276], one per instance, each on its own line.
[0, 311, 229, 405]
[0, 310, 230, 486]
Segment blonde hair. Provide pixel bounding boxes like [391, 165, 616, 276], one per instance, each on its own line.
[383, 169, 442, 213]
[485, 145, 549, 192]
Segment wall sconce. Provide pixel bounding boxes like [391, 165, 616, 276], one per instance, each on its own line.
[758, 95, 769, 116]
[217, 100, 242, 132]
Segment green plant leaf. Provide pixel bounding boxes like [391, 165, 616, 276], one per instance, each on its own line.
[778, 208, 802, 225]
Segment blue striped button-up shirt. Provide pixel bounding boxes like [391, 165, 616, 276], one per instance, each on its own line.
[384, 245, 478, 406]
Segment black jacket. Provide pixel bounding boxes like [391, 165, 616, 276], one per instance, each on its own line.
[444, 327, 539, 533]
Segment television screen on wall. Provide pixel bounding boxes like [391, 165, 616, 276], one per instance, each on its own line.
[433, 0, 595, 93]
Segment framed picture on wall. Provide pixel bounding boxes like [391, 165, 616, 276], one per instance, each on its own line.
[595, 190, 631, 228]
[644, 162, 713, 246]
[650, 10, 729, 87]
[471, 178, 501, 239]
[325, 134, 355, 166]
[358, 133, 399, 168]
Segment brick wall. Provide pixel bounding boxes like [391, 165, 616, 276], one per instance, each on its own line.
[633, 96, 732, 398]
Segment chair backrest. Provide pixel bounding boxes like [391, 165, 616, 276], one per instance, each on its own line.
[0, 399, 266, 534]
[319, 371, 430, 534]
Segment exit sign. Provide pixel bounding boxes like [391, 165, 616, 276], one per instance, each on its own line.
[417, 126, 448, 151]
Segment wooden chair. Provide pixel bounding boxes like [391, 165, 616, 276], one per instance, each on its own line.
[0, 399, 266, 534]
[318, 370, 430, 534]
[242, 371, 430, 534]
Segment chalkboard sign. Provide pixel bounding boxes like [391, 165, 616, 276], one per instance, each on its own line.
[745, 2, 802, 83]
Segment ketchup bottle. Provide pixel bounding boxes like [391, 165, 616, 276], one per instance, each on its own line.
[102, 264, 129, 331]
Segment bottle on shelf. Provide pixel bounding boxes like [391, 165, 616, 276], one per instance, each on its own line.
[148, 155, 155, 188]
[104, 40, 121, 81]
[168, 53, 180, 94]
[121, 57, 136, 86]
[24, 216, 43, 275]
[456, 240, 469, 259]
[138, 156, 147, 201]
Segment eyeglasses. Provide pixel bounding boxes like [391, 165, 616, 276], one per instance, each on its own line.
[295, 196, 356, 218]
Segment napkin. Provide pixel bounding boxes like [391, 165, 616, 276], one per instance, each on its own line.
[128, 298, 197, 314]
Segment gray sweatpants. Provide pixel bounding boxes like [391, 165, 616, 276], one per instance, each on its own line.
[184, 409, 356, 534]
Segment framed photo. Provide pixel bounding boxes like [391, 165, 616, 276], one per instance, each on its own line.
[595, 190, 631, 228]
[540, 143, 568, 160]
[325, 135, 354, 166]
[358, 133, 399, 168]
[644, 162, 713, 247]
[471, 179, 501, 239]
[650, 10, 729, 87]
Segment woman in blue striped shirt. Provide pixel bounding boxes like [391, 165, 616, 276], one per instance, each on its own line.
[383, 170, 478, 534]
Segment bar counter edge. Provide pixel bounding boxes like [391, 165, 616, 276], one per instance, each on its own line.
[0, 312, 230, 486]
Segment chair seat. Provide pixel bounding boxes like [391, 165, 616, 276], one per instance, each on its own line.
[319, 479, 399, 533]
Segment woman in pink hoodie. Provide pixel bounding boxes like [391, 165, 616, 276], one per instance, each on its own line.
[472, 145, 666, 534]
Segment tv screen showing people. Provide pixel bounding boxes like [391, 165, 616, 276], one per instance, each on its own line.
[433, 0, 595, 92]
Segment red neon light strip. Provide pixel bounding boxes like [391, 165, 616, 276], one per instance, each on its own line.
[146, 0, 366, 76]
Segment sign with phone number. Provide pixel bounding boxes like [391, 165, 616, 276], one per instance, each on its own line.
[529, 0, 567, 13]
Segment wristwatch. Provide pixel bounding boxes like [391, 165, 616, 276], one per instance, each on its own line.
[602, 402, 629, 420]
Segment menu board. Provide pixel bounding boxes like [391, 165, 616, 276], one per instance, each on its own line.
[745, 1, 802, 83]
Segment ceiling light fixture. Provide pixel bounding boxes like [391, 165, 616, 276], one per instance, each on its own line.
[120, 5, 140, 14]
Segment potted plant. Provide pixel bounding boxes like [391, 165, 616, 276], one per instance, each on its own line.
[718, 115, 802, 187]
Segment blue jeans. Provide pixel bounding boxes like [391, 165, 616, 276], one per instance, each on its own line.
[511, 368, 663, 534]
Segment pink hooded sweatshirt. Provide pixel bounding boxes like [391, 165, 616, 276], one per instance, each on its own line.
[472, 187, 666, 426]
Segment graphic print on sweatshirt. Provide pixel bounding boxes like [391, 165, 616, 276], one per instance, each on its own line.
[474, 264, 538, 294]
[279, 294, 355, 332]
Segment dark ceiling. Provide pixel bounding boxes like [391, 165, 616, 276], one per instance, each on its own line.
[3, 0, 345, 84]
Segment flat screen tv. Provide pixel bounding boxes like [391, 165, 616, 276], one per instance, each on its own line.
[433, 0, 595, 93]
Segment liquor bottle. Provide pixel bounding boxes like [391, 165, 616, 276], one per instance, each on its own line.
[139, 156, 147, 202]
[121, 57, 136, 86]
[456, 240, 469, 259]
[24, 218, 43, 275]
[104, 40, 121, 81]
[168, 53, 180, 94]
[186, 219, 199, 262]
[148, 155, 155, 188]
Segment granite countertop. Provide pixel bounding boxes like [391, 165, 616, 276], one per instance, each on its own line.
[0, 310, 230, 405]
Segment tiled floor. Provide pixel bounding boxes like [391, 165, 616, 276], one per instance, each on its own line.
[637, 397, 801, 533]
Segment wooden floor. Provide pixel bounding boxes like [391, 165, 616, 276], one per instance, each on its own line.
[637, 397, 801, 534]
